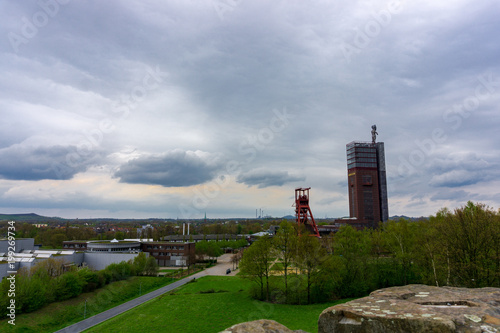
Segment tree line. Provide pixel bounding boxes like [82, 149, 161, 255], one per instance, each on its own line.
[1, 220, 264, 248]
[0, 252, 158, 318]
[195, 239, 248, 262]
[240, 201, 500, 304]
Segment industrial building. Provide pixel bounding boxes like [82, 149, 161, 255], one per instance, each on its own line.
[345, 125, 389, 228]
[63, 239, 195, 267]
[0, 238, 85, 280]
[0, 237, 195, 280]
[161, 234, 246, 243]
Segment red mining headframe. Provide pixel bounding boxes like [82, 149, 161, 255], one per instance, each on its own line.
[294, 187, 320, 237]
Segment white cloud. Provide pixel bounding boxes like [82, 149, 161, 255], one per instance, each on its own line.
[0, 0, 499, 218]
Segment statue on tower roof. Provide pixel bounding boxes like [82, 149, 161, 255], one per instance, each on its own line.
[371, 125, 378, 144]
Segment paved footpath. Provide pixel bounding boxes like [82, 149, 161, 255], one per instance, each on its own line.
[54, 254, 238, 333]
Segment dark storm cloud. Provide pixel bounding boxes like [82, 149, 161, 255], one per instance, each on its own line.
[428, 153, 499, 188]
[429, 170, 486, 188]
[1, 0, 500, 218]
[0, 144, 101, 180]
[0, 186, 182, 216]
[236, 169, 305, 188]
[430, 190, 478, 202]
[115, 150, 222, 187]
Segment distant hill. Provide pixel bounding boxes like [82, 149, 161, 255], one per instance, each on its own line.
[281, 215, 428, 222]
[0, 213, 429, 223]
[0, 213, 63, 223]
[390, 215, 428, 221]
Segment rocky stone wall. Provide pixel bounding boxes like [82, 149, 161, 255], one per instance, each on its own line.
[318, 284, 500, 333]
[220, 285, 500, 333]
[221, 319, 307, 333]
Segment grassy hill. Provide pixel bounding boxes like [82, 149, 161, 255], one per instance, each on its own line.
[0, 276, 175, 333]
[85, 276, 351, 333]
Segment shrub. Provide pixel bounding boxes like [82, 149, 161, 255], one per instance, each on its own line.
[54, 271, 85, 301]
[144, 256, 159, 276]
[132, 252, 147, 275]
[98, 269, 112, 285]
[105, 261, 133, 282]
[78, 267, 100, 292]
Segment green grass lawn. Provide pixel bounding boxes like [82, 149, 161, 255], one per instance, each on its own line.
[0, 276, 175, 333]
[85, 276, 351, 333]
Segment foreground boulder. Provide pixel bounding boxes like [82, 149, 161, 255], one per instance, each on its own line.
[319, 284, 500, 333]
[221, 319, 307, 333]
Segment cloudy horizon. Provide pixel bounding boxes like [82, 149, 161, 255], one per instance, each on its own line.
[1, 0, 499, 219]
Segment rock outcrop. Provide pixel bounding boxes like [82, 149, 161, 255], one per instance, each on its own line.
[318, 284, 500, 333]
[220, 319, 308, 333]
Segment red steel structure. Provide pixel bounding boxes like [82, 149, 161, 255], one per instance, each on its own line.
[294, 187, 320, 237]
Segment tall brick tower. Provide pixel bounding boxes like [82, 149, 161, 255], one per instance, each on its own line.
[346, 125, 388, 228]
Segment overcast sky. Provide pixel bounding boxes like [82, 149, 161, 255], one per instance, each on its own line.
[1, 0, 499, 219]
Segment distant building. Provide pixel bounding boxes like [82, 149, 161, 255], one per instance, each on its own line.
[161, 234, 246, 243]
[137, 224, 154, 238]
[85, 239, 141, 252]
[346, 127, 389, 228]
[268, 225, 280, 235]
[0, 236, 200, 280]
[141, 241, 195, 267]
[62, 240, 88, 251]
[0, 238, 85, 280]
[63, 239, 195, 267]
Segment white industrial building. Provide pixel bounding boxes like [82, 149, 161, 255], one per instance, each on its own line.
[0, 238, 142, 280]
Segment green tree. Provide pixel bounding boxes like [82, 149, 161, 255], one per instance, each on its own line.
[0, 276, 13, 317]
[195, 241, 208, 261]
[382, 219, 419, 285]
[54, 271, 85, 301]
[273, 221, 297, 303]
[369, 226, 392, 289]
[32, 257, 66, 278]
[295, 234, 326, 304]
[195, 240, 222, 259]
[493, 210, 500, 287]
[207, 241, 223, 260]
[77, 267, 101, 291]
[333, 225, 372, 297]
[106, 261, 133, 282]
[413, 219, 447, 287]
[15, 268, 49, 313]
[432, 202, 499, 287]
[195, 241, 223, 262]
[132, 252, 148, 275]
[17, 223, 38, 238]
[240, 236, 275, 301]
[50, 233, 67, 248]
[144, 256, 159, 276]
